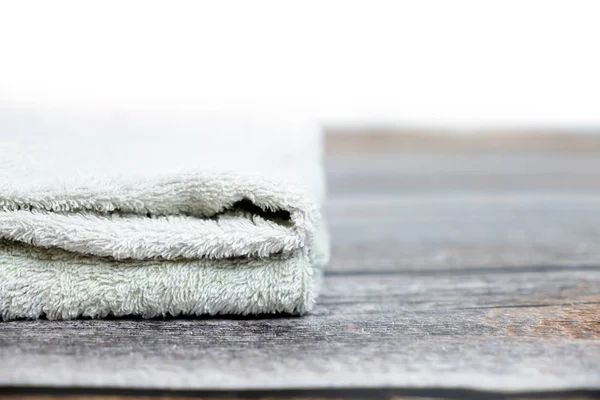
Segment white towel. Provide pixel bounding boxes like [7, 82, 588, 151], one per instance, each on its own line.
[0, 105, 329, 319]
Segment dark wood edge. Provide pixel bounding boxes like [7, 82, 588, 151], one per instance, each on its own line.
[1, 386, 598, 400]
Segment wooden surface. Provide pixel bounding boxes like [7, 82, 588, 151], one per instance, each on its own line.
[1, 133, 600, 399]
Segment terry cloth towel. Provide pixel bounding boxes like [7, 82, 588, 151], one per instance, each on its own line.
[0, 106, 329, 320]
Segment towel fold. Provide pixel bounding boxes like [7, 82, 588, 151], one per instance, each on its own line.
[0, 106, 329, 320]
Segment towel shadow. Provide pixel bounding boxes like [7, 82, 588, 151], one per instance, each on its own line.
[5, 311, 303, 322]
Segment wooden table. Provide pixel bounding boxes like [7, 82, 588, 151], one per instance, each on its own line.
[1, 132, 599, 400]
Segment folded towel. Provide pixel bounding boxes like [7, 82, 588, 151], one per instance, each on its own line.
[0, 106, 329, 320]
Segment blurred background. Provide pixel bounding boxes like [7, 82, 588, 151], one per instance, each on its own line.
[1, 0, 598, 131]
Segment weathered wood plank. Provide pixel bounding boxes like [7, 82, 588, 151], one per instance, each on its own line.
[325, 130, 600, 153]
[326, 194, 600, 271]
[326, 153, 600, 193]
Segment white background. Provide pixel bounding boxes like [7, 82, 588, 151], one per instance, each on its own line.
[0, 0, 598, 128]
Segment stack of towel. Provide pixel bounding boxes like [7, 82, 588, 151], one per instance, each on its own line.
[0, 106, 329, 320]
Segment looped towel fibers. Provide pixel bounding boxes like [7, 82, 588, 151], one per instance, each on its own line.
[0, 106, 329, 320]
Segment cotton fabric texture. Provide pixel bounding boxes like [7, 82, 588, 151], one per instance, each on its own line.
[0, 106, 329, 320]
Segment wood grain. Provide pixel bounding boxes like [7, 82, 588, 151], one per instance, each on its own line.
[1, 133, 600, 398]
